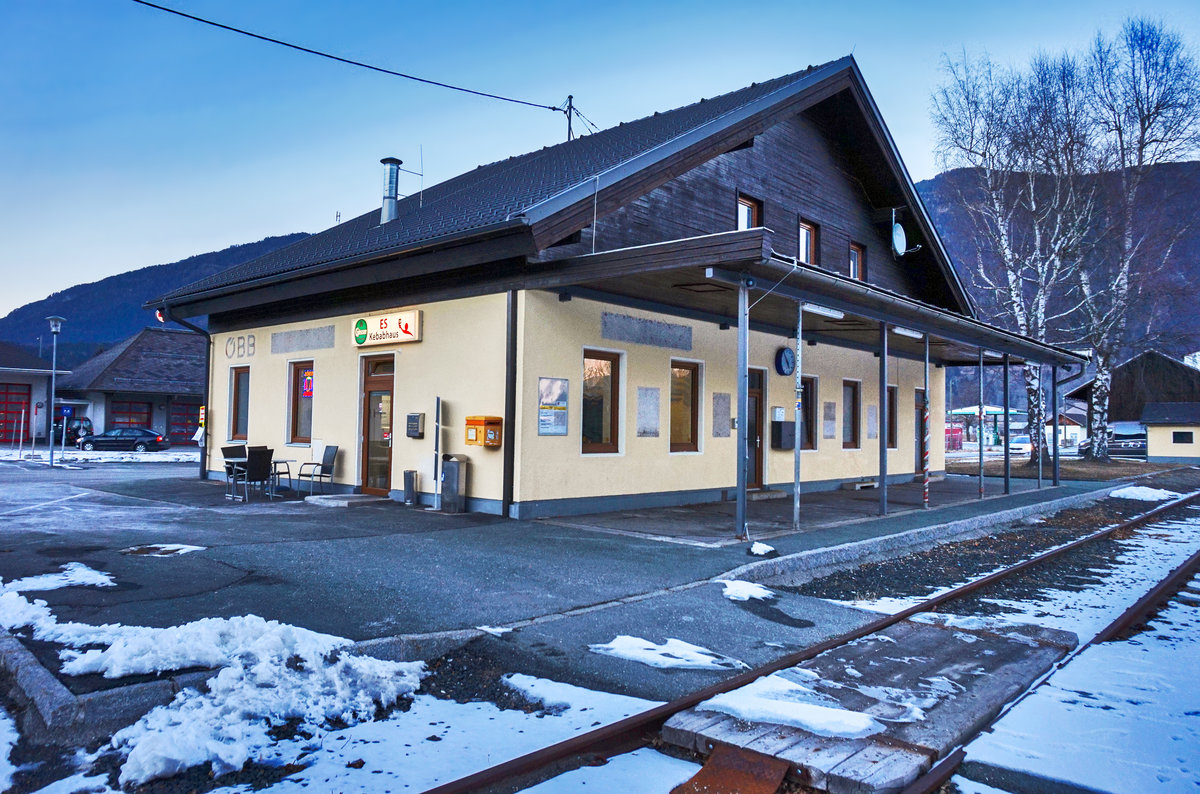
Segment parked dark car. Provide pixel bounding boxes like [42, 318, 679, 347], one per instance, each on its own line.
[1078, 421, 1147, 458]
[77, 428, 171, 452]
[51, 416, 93, 446]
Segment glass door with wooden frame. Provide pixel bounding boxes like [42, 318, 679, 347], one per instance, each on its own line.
[361, 357, 394, 496]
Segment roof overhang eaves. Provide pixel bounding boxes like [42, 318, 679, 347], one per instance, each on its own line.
[708, 257, 1083, 367]
[516, 58, 855, 229]
[148, 218, 532, 315]
[0, 367, 69, 376]
[841, 60, 975, 317]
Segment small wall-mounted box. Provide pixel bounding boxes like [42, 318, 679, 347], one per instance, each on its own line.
[406, 413, 425, 439]
[465, 415, 503, 447]
[771, 420, 796, 450]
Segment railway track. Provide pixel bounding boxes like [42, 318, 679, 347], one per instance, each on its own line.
[424, 488, 1200, 794]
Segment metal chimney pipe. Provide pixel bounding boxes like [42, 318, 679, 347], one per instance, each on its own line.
[380, 157, 402, 224]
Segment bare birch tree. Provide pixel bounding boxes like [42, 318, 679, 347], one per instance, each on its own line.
[932, 51, 1094, 462]
[1080, 18, 1200, 459]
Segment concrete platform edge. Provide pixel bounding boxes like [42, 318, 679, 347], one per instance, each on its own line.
[958, 758, 1110, 794]
[723, 484, 1124, 586]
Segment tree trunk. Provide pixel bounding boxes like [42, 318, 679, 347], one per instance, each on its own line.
[1085, 351, 1112, 461]
[1023, 363, 1045, 466]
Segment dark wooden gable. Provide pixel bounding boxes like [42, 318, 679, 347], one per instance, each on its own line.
[543, 88, 961, 312]
[1070, 351, 1200, 422]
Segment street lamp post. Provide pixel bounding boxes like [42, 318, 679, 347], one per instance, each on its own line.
[46, 316, 64, 468]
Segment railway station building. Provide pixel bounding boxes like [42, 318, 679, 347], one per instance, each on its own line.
[150, 56, 1082, 532]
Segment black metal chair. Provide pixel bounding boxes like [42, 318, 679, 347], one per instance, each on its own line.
[234, 446, 276, 501]
[297, 445, 338, 494]
[221, 445, 246, 499]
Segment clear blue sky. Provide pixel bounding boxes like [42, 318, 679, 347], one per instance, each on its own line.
[2, 0, 1197, 320]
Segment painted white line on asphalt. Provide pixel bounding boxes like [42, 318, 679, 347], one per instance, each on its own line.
[0, 492, 89, 516]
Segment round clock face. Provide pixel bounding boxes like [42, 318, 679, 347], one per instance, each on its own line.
[775, 346, 796, 376]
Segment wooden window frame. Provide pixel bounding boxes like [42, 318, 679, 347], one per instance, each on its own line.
[290, 360, 314, 444]
[886, 385, 898, 449]
[736, 193, 763, 230]
[669, 360, 700, 453]
[230, 366, 250, 441]
[842, 380, 860, 449]
[849, 242, 866, 280]
[798, 219, 819, 265]
[582, 349, 620, 454]
[800, 376, 817, 450]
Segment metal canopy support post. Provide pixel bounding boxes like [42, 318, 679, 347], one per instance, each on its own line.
[1037, 364, 1044, 490]
[1003, 353, 1011, 495]
[879, 322, 889, 516]
[1052, 365, 1061, 486]
[977, 348, 984, 499]
[736, 278, 750, 540]
[792, 301, 803, 531]
[922, 335, 930, 509]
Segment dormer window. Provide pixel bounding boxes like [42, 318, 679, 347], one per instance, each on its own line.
[736, 194, 763, 230]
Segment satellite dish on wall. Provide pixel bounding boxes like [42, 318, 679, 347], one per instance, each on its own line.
[891, 222, 907, 257]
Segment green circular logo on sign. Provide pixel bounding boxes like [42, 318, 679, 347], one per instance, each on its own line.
[354, 319, 368, 345]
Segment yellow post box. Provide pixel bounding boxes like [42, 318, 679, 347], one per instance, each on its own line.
[465, 416, 503, 447]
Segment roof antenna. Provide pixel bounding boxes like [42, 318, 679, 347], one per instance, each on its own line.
[419, 145, 424, 209]
[566, 95, 574, 141]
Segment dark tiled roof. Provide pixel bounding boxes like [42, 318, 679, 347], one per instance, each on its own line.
[0, 341, 56, 372]
[59, 327, 205, 395]
[160, 60, 845, 304]
[1141, 402, 1200, 425]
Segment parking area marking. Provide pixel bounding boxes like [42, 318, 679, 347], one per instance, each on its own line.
[0, 491, 90, 517]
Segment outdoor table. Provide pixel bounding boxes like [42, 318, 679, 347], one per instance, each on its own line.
[224, 458, 247, 501]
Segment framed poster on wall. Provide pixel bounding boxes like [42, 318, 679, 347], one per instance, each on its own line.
[538, 377, 569, 436]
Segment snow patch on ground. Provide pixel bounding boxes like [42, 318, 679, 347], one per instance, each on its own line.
[749, 541, 775, 556]
[1109, 485, 1180, 501]
[523, 748, 699, 792]
[1, 562, 115, 593]
[588, 636, 748, 670]
[475, 625, 511, 637]
[715, 579, 775, 601]
[698, 673, 883, 738]
[120, 544, 206, 557]
[0, 707, 17, 794]
[203, 676, 662, 793]
[0, 579, 424, 787]
[0, 449, 200, 464]
[965, 573, 1200, 792]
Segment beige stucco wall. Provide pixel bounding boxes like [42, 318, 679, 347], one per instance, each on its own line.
[513, 292, 945, 505]
[1147, 424, 1200, 461]
[207, 294, 509, 502]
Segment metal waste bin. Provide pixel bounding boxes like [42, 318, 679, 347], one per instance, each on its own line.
[402, 470, 419, 506]
[440, 454, 468, 513]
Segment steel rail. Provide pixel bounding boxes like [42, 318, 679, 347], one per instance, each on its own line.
[423, 488, 1200, 794]
[900, 500, 1200, 794]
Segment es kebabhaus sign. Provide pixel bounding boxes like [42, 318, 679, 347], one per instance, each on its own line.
[353, 311, 423, 346]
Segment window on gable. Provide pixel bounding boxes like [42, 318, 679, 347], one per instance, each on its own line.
[583, 350, 620, 453]
[849, 242, 866, 280]
[737, 194, 763, 230]
[798, 220, 818, 265]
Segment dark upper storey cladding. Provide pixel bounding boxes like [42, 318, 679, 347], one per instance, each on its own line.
[565, 96, 957, 309]
[153, 56, 971, 322]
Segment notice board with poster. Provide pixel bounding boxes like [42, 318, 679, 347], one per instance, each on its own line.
[538, 377, 568, 436]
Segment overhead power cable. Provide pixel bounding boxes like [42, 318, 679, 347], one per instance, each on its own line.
[128, 0, 564, 113]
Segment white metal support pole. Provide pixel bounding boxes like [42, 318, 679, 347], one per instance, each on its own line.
[1003, 353, 1011, 495]
[923, 336, 930, 509]
[792, 300, 803, 531]
[977, 348, 984, 499]
[48, 331, 57, 469]
[879, 322, 889, 516]
[736, 278, 750, 540]
[432, 396, 442, 511]
[1037, 364, 1044, 490]
[1052, 365, 1061, 486]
